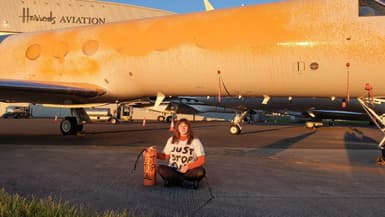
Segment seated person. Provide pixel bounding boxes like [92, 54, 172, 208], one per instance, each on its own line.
[157, 118, 206, 189]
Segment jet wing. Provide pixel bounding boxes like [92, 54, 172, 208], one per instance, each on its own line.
[310, 109, 368, 121]
[0, 79, 106, 104]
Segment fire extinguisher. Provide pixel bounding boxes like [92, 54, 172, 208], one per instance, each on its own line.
[143, 146, 157, 186]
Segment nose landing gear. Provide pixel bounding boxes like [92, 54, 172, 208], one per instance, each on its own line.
[228, 111, 248, 135]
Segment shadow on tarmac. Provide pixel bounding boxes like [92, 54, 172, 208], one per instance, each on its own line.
[344, 127, 379, 149]
[224, 131, 316, 157]
[84, 126, 170, 135]
[344, 127, 381, 167]
[240, 125, 298, 135]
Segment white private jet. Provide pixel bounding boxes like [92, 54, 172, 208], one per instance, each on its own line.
[1, 0, 385, 146]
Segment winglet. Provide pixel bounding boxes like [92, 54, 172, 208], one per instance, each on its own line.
[153, 92, 166, 109]
[262, 95, 270, 105]
[203, 0, 215, 11]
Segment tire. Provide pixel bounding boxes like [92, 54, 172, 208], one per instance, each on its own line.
[305, 121, 315, 129]
[60, 117, 77, 135]
[110, 118, 119, 125]
[166, 116, 173, 123]
[229, 125, 241, 135]
[166, 115, 176, 123]
[157, 116, 165, 122]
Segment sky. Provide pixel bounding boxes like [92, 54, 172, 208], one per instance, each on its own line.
[103, 0, 280, 13]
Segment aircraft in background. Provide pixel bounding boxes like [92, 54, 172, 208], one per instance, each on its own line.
[121, 94, 383, 136]
[183, 96, 385, 134]
[120, 96, 236, 123]
[1, 0, 385, 144]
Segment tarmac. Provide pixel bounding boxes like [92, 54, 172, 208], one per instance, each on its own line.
[0, 119, 385, 217]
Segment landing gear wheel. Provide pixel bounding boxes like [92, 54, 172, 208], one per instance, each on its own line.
[110, 118, 119, 125]
[229, 125, 241, 135]
[60, 117, 77, 135]
[305, 121, 315, 129]
[305, 121, 323, 129]
[157, 115, 165, 122]
[166, 116, 173, 123]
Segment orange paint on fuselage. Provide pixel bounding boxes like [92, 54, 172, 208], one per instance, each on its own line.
[96, 2, 301, 56]
[16, 30, 102, 81]
[1, 0, 385, 103]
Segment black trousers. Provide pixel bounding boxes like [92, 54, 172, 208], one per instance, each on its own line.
[158, 165, 206, 183]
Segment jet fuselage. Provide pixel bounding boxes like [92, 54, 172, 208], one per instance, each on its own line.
[0, 0, 384, 104]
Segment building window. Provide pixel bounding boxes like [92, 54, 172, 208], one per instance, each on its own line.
[359, 0, 385, 16]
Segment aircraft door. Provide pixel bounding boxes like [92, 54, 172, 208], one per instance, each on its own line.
[294, 61, 306, 74]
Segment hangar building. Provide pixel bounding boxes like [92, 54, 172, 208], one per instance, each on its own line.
[0, 0, 173, 35]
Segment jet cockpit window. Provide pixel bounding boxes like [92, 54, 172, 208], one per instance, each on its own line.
[359, 0, 385, 16]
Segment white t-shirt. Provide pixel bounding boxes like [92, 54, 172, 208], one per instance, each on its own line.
[163, 137, 205, 170]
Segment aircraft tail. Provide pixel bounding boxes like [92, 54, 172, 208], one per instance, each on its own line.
[203, 0, 215, 11]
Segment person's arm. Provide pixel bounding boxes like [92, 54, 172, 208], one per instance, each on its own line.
[187, 155, 205, 170]
[157, 152, 170, 160]
[179, 155, 205, 173]
[180, 138, 206, 173]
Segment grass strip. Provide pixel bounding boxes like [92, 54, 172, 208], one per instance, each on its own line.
[0, 188, 142, 217]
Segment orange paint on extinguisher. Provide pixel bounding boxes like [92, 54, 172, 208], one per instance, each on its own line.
[143, 146, 157, 186]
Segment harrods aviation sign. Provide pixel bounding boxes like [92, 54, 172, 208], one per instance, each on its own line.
[19, 8, 106, 25]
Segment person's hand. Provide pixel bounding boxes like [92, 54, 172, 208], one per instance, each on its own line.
[179, 166, 189, 173]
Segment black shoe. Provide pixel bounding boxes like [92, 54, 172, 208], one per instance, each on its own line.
[182, 180, 199, 189]
[164, 180, 172, 187]
[164, 179, 181, 187]
[192, 180, 199, 189]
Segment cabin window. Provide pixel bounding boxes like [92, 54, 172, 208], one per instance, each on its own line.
[359, 0, 385, 16]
